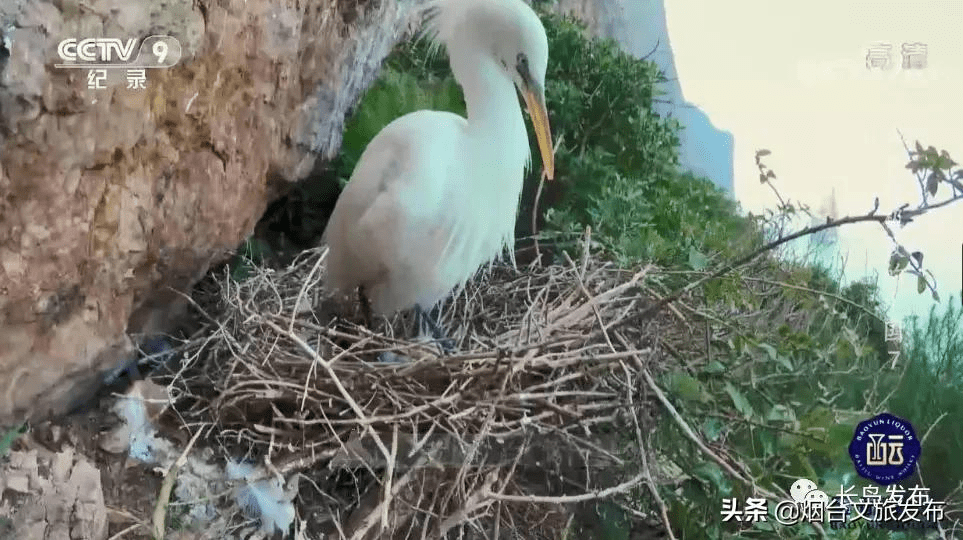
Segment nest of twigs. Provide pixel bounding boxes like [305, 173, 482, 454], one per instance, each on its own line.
[165, 242, 688, 538]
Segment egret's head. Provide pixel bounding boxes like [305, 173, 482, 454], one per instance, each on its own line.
[426, 0, 555, 179]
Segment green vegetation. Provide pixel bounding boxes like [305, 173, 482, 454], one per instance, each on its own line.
[0, 422, 26, 459]
[317, 9, 962, 539]
[890, 302, 963, 500]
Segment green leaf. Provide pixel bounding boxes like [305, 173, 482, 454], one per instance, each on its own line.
[703, 360, 726, 375]
[596, 502, 630, 540]
[917, 275, 927, 293]
[242, 238, 271, 262]
[692, 462, 731, 495]
[664, 370, 708, 402]
[724, 382, 754, 418]
[702, 418, 724, 441]
[757, 149, 771, 156]
[800, 406, 834, 432]
[888, 252, 909, 276]
[758, 342, 794, 370]
[828, 422, 856, 449]
[229, 256, 254, 282]
[758, 343, 777, 361]
[939, 149, 955, 165]
[766, 404, 794, 422]
[776, 354, 793, 370]
[688, 247, 709, 270]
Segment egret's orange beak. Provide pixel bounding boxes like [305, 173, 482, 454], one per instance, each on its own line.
[522, 86, 555, 180]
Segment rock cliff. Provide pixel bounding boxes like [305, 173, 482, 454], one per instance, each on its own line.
[0, 0, 425, 423]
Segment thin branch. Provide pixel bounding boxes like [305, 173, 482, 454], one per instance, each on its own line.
[152, 427, 205, 539]
[632, 188, 961, 322]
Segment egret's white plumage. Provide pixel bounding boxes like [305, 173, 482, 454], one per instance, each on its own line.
[324, 0, 554, 320]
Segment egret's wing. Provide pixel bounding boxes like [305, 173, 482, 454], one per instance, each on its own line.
[325, 111, 466, 311]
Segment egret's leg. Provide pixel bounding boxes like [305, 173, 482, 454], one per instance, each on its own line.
[358, 287, 400, 362]
[414, 304, 455, 353]
[358, 286, 374, 329]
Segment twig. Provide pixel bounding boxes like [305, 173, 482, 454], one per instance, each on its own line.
[262, 318, 392, 463]
[530, 133, 564, 266]
[921, 412, 948, 445]
[531, 169, 547, 264]
[630, 203, 954, 323]
[106, 523, 144, 540]
[152, 427, 205, 539]
[620, 360, 676, 540]
[437, 470, 500, 535]
[345, 453, 431, 540]
[483, 472, 647, 504]
[381, 424, 399, 534]
[635, 356, 757, 491]
[289, 247, 327, 333]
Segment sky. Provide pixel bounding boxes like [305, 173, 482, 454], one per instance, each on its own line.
[664, 0, 963, 327]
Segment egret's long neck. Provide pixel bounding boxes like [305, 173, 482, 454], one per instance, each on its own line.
[445, 50, 530, 266]
[456, 55, 529, 169]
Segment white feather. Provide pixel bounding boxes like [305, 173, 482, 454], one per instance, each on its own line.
[114, 394, 156, 462]
[226, 460, 296, 535]
[325, 0, 553, 319]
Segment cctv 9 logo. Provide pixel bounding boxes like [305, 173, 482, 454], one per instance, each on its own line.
[55, 36, 181, 68]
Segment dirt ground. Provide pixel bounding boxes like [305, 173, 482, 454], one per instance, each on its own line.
[0, 392, 176, 540]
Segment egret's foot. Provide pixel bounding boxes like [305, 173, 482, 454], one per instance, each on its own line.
[377, 351, 409, 363]
[429, 336, 456, 354]
[414, 304, 455, 354]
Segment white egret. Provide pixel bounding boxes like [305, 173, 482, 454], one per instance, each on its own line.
[324, 0, 555, 347]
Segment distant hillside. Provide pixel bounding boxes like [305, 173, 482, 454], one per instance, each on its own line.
[553, 0, 734, 193]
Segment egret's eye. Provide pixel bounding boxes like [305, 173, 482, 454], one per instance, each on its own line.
[516, 53, 530, 79]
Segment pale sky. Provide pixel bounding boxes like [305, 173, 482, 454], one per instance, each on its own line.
[665, 0, 963, 326]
